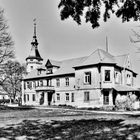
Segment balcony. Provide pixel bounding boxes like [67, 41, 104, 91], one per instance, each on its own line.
[35, 85, 55, 91]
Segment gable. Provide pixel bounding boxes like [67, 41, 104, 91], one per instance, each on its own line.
[124, 55, 132, 70]
[45, 60, 53, 68]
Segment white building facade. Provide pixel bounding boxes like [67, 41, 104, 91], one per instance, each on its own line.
[22, 23, 139, 109]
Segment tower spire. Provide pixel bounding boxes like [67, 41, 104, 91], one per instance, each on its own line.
[33, 18, 36, 39]
[31, 18, 38, 46]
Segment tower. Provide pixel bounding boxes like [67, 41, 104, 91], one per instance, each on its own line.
[26, 19, 43, 73]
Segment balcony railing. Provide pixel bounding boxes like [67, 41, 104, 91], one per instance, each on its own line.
[35, 85, 55, 91]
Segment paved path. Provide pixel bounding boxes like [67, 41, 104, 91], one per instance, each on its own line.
[35, 106, 140, 115]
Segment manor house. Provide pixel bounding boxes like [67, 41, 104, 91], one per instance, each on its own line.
[22, 23, 139, 109]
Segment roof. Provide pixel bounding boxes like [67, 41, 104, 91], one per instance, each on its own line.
[74, 49, 115, 67]
[115, 54, 128, 68]
[45, 59, 61, 67]
[48, 56, 86, 76]
[23, 49, 136, 80]
[26, 46, 43, 61]
[24, 56, 86, 80]
[114, 85, 139, 92]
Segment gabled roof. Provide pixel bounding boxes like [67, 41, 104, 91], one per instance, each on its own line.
[24, 56, 86, 80]
[23, 49, 136, 80]
[115, 54, 128, 68]
[74, 49, 115, 67]
[49, 56, 86, 76]
[45, 59, 61, 67]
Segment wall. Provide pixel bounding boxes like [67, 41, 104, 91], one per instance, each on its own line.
[75, 67, 100, 90]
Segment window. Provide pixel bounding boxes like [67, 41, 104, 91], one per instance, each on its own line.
[84, 72, 91, 84]
[24, 82, 26, 90]
[27, 82, 32, 89]
[31, 66, 33, 70]
[84, 92, 90, 102]
[47, 68, 52, 74]
[115, 72, 119, 83]
[105, 70, 111, 81]
[71, 93, 74, 102]
[103, 91, 109, 105]
[27, 82, 30, 89]
[24, 94, 26, 102]
[33, 81, 36, 88]
[56, 79, 60, 87]
[65, 93, 69, 101]
[37, 81, 39, 87]
[57, 93, 60, 101]
[38, 70, 41, 75]
[40, 80, 43, 86]
[65, 78, 69, 86]
[127, 74, 131, 85]
[32, 94, 35, 101]
[46, 79, 52, 86]
[27, 94, 29, 101]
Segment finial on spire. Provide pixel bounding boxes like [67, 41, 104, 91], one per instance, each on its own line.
[31, 18, 38, 46]
[33, 18, 37, 38]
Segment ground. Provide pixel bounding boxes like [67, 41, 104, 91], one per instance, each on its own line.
[0, 106, 140, 140]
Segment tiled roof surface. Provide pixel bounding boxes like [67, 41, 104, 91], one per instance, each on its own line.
[23, 49, 134, 80]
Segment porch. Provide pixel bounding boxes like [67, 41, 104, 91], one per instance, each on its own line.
[35, 86, 55, 106]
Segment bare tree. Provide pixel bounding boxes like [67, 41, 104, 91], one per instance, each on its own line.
[0, 9, 14, 63]
[1, 61, 26, 103]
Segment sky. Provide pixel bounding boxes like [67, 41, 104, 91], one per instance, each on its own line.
[0, 0, 140, 86]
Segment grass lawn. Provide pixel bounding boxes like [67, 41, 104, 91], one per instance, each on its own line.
[0, 106, 140, 139]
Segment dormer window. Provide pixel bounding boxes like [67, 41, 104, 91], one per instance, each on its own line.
[47, 68, 53, 74]
[37, 70, 41, 75]
[115, 71, 119, 83]
[127, 74, 131, 85]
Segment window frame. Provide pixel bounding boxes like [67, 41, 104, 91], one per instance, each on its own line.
[126, 74, 131, 85]
[84, 91, 90, 102]
[56, 93, 60, 101]
[32, 94, 36, 101]
[104, 70, 111, 82]
[56, 78, 60, 87]
[27, 94, 29, 101]
[65, 93, 69, 101]
[103, 91, 109, 105]
[84, 72, 91, 85]
[71, 93, 74, 102]
[65, 77, 69, 86]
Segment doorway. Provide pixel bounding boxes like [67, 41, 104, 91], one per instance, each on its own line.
[48, 91, 53, 106]
[103, 90, 109, 105]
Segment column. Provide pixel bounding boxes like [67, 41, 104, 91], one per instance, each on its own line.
[21, 80, 25, 105]
[44, 92, 48, 106]
[109, 90, 113, 106]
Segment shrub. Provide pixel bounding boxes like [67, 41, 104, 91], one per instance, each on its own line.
[115, 93, 137, 111]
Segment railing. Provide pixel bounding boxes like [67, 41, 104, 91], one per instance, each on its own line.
[35, 85, 55, 91]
